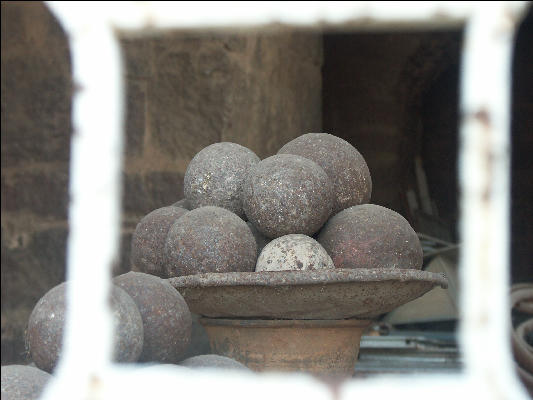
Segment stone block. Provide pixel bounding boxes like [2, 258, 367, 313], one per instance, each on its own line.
[122, 171, 184, 215]
[124, 79, 147, 157]
[1, 2, 72, 168]
[1, 168, 69, 219]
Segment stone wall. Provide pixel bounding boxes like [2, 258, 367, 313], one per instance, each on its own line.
[1, 1, 322, 364]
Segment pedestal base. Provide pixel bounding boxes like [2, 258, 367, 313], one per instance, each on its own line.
[200, 318, 372, 376]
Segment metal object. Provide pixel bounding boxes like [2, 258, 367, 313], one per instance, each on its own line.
[318, 204, 423, 270]
[164, 206, 257, 277]
[169, 269, 447, 320]
[1, 365, 51, 400]
[242, 154, 334, 238]
[278, 133, 372, 214]
[200, 318, 372, 376]
[114, 272, 192, 364]
[354, 333, 462, 376]
[131, 206, 189, 277]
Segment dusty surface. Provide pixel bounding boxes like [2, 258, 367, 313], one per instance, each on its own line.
[165, 206, 256, 277]
[130, 206, 189, 277]
[318, 204, 423, 270]
[114, 272, 192, 363]
[1, 364, 50, 400]
[278, 133, 372, 214]
[172, 199, 191, 210]
[242, 154, 333, 239]
[180, 354, 249, 371]
[26, 283, 143, 372]
[256, 234, 334, 272]
[169, 269, 447, 320]
[246, 222, 270, 259]
[184, 142, 260, 219]
[200, 318, 370, 376]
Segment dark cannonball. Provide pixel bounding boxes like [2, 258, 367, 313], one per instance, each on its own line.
[172, 199, 191, 210]
[246, 222, 270, 258]
[114, 272, 192, 363]
[317, 204, 423, 270]
[27, 283, 144, 373]
[242, 154, 334, 239]
[1, 365, 51, 400]
[184, 142, 260, 219]
[278, 133, 372, 214]
[180, 355, 249, 371]
[131, 206, 189, 277]
[165, 206, 256, 277]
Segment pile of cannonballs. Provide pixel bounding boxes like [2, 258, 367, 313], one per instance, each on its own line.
[133, 132, 422, 277]
[3, 133, 424, 399]
[3, 271, 247, 399]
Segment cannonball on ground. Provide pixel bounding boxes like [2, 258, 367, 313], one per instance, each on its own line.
[172, 199, 191, 210]
[184, 142, 260, 219]
[256, 234, 334, 272]
[1, 365, 51, 400]
[131, 206, 189, 278]
[317, 204, 423, 270]
[114, 272, 192, 363]
[180, 355, 249, 371]
[165, 206, 256, 277]
[246, 222, 270, 258]
[242, 154, 334, 239]
[278, 133, 372, 214]
[27, 282, 144, 373]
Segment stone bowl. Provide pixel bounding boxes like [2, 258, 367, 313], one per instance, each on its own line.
[168, 269, 448, 320]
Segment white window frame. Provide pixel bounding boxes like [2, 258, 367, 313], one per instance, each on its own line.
[40, 2, 531, 399]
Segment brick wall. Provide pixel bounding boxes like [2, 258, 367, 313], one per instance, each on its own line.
[1, 1, 322, 364]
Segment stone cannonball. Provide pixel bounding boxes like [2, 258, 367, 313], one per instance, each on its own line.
[131, 206, 189, 278]
[180, 355, 249, 371]
[246, 222, 270, 258]
[1, 365, 51, 400]
[114, 272, 192, 363]
[256, 234, 334, 272]
[27, 282, 144, 373]
[317, 204, 423, 270]
[172, 199, 191, 210]
[278, 133, 372, 214]
[165, 206, 257, 277]
[242, 154, 334, 239]
[184, 142, 260, 219]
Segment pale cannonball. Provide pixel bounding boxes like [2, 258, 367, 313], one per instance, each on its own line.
[256, 234, 334, 272]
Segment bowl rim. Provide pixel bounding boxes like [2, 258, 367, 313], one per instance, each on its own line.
[168, 268, 448, 289]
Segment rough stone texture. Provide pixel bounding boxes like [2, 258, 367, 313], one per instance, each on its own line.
[243, 154, 334, 239]
[130, 206, 189, 278]
[278, 133, 372, 214]
[246, 222, 270, 258]
[114, 272, 192, 363]
[180, 354, 249, 371]
[1, 364, 51, 400]
[184, 142, 260, 219]
[318, 204, 423, 271]
[1, 169, 69, 219]
[165, 207, 256, 277]
[172, 199, 191, 210]
[1, 2, 72, 168]
[256, 234, 334, 272]
[181, 313, 212, 360]
[27, 283, 144, 372]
